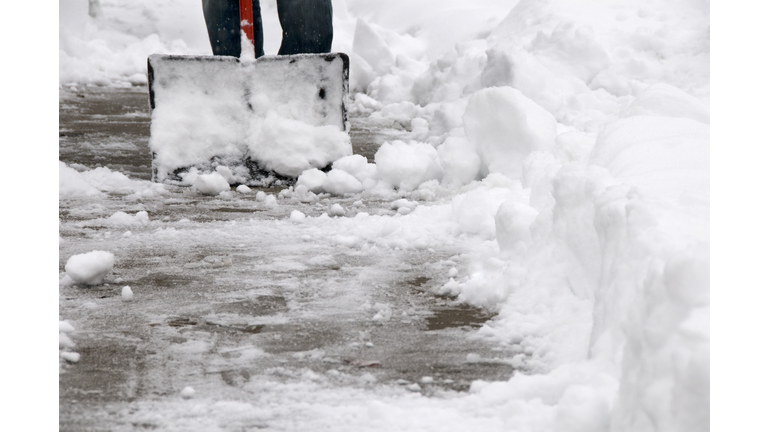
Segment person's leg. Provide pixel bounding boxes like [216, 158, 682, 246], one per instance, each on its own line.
[202, 0, 264, 57]
[276, 0, 333, 55]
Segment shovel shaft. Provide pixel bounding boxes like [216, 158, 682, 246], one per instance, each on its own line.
[239, 0, 254, 45]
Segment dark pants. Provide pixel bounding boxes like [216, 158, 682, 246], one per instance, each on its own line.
[202, 0, 333, 58]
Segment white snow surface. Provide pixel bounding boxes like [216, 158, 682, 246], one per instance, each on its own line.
[60, 0, 709, 431]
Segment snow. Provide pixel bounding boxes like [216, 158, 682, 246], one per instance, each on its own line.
[180, 386, 196, 399]
[64, 250, 115, 285]
[58, 0, 710, 430]
[121, 286, 134, 302]
[463, 87, 557, 179]
[193, 172, 231, 196]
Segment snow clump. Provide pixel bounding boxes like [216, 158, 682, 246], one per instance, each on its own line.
[193, 172, 231, 195]
[121, 286, 134, 302]
[64, 251, 115, 285]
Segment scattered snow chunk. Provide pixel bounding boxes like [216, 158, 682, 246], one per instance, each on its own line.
[193, 172, 231, 195]
[60, 352, 80, 363]
[121, 286, 134, 302]
[65, 251, 115, 285]
[105, 210, 149, 226]
[405, 383, 421, 392]
[323, 169, 363, 196]
[297, 168, 328, 193]
[290, 210, 306, 221]
[329, 204, 345, 216]
[359, 373, 377, 384]
[59, 333, 75, 349]
[466, 353, 481, 363]
[180, 386, 195, 399]
[263, 195, 278, 208]
[255, 191, 267, 202]
[236, 184, 251, 193]
[448, 267, 458, 277]
[375, 140, 443, 191]
[420, 376, 434, 384]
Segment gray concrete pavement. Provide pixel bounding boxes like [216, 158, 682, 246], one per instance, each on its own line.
[58, 87, 515, 431]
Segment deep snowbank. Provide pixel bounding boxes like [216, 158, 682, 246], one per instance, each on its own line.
[340, 0, 709, 429]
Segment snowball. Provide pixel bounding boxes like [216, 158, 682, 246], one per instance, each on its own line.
[59, 333, 75, 349]
[121, 286, 134, 302]
[193, 172, 231, 195]
[297, 168, 328, 194]
[323, 169, 363, 196]
[235, 185, 251, 193]
[263, 195, 278, 208]
[405, 383, 421, 392]
[374, 140, 443, 191]
[290, 210, 306, 221]
[463, 87, 557, 179]
[60, 352, 80, 363]
[255, 191, 267, 201]
[332, 154, 378, 185]
[65, 250, 115, 285]
[180, 386, 195, 399]
[329, 204, 345, 216]
[420, 376, 434, 384]
[390, 199, 417, 211]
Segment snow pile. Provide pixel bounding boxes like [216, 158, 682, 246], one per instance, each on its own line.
[64, 250, 115, 285]
[59, 162, 168, 199]
[193, 172, 231, 196]
[336, 0, 709, 429]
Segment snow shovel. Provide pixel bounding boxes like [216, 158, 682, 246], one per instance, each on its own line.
[147, 0, 349, 187]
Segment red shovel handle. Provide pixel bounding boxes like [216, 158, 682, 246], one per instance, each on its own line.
[239, 0, 254, 46]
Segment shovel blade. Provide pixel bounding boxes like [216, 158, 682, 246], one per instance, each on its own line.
[147, 53, 349, 186]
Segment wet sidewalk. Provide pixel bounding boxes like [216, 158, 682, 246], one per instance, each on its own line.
[59, 87, 515, 431]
